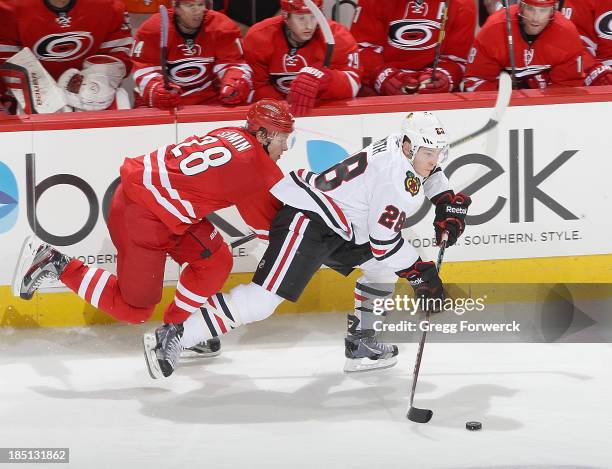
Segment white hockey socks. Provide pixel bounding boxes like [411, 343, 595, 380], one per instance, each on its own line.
[181, 283, 284, 348]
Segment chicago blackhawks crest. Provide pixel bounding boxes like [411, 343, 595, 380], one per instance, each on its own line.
[404, 170, 421, 196]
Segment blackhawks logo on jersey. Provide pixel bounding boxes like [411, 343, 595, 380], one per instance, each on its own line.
[404, 170, 421, 196]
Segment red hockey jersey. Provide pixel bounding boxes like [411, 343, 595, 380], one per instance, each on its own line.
[132, 9, 251, 106]
[350, 0, 476, 91]
[243, 16, 361, 101]
[120, 127, 282, 238]
[0, 0, 133, 80]
[463, 5, 585, 91]
[563, 0, 612, 67]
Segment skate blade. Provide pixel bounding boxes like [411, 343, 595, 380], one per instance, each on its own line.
[343, 356, 398, 373]
[11, 234, 41, 298]
[142, 333, 163, 379]
[180, 349, 221, 359]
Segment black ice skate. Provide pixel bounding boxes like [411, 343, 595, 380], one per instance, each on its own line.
[180, 337, 221, 359]
[143, 323, 184, 379]
[12, 235, 70, 300]
[344, 331, 399, 373]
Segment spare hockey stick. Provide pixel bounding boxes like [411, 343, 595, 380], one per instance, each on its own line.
[304, 0, 335, 67]
[159, 4, 171, 89]
[449, 71, 512, 148]
[430, 0, 449, 82]
[407, 232, 448, 423]
[331, 0, 359, 23]
[503, 0, 518, 89]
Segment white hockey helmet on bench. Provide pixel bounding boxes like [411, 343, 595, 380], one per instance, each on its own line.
[401, 111, 449, 163]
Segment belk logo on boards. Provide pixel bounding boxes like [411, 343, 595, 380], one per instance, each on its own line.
[0, 162, 18, 234]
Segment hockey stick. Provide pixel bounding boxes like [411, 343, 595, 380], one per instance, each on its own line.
[407, 232, 448, 423]
[449, 71, 512, 148]
[229, 232, 257, 249]
[304, 0, 335, 67]
[430, 0, 449, 82]
[503, 0, 518, 89]
[331, 0, 359, 23]
[159, 4, 170, 90]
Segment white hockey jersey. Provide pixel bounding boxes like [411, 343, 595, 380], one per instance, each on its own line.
[270, 133, 451, 267]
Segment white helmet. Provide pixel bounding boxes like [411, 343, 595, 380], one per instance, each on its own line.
[401, 111, 449, 163]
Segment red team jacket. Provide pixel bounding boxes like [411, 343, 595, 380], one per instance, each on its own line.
[120, 127, 283, 238]
[563, 0, 612, 68]
[243, 16, 362, 101]
[350, 0, 476, 91]
[0, 0, 133, 79]
[463, 5, 585, 91]
[132, 9, 251, 106]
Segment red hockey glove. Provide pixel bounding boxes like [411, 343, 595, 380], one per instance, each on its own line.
[523, 72, 551, 90]
[397, 260, 444, 313]
[585, 64, 612, 86]
[219, 68, 252, 105]
[288, 66, 332, 116]
[374, 67, 420, 95]
[431, 191, 472, 247]
[416, 68, 453, 94]
[144, 78, 181, 110]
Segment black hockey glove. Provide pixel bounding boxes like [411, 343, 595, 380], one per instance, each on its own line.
[397, 260, 444, 313]
[431, 191, 472, 247]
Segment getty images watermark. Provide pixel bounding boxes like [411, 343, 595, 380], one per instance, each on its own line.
[371, 294, 521, 335]
[362, 283, 612, 343]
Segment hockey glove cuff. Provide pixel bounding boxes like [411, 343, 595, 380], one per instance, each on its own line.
[288, 67, 331, 116]
[585, 64, 612, 87]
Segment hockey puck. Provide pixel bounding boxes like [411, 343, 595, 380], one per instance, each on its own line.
[466, 421, 482, 431]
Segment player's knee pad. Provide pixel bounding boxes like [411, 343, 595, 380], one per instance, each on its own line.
[230, 282, 284, 323]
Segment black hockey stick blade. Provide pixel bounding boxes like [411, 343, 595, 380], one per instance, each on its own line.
[407, 406, 433, 423]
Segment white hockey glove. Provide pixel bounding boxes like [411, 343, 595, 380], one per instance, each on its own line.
[57, 56, 127, 111]
[82, 55, 126, 89]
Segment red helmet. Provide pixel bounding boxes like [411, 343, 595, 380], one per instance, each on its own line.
[521, 0, 556, 7]
[246, 99, 295, 135]
[280, 0, 323, 15]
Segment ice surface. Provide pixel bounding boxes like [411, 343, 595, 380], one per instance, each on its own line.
[1, 312, 611, 469]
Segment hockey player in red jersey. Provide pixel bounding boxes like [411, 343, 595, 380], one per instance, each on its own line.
[0, 0, 132, 79]
[132, 0, 252, 109]
[463, 0, 587, 91]
[562, 0, 612, 86]
[350, 0, 476, 95]
[143, 112, 472, 378]
[13, 99, 294, 362]
[243, 0, 362, 116]
[0, 0, 133, 111]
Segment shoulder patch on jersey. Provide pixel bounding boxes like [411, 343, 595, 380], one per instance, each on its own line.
[404, 170, 421, 196]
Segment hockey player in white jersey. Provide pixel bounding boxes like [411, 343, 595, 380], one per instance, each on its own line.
[144, 111, 472, 378]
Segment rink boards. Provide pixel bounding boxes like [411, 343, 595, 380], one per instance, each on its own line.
[1, 88, 611, 327]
